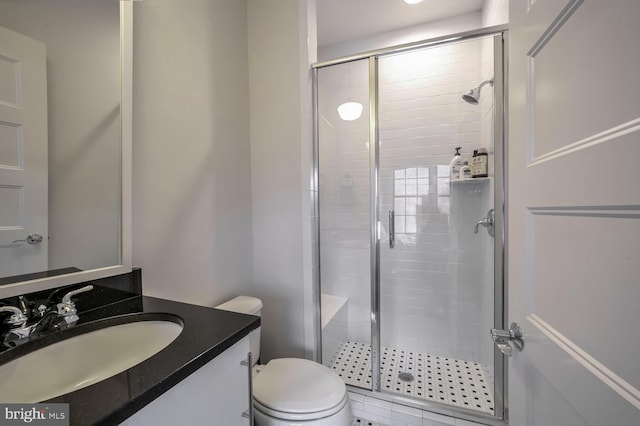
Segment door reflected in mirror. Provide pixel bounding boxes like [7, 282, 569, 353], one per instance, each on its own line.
[0, 0, 122, 284]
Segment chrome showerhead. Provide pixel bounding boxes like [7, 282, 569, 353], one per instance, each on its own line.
[462, 87, 481, 104]
[462, 77, 494, 105]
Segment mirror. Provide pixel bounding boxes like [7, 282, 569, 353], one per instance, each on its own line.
[0, 0, 132, 298]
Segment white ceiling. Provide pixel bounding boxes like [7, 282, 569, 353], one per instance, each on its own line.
[317, 0, 485, 47]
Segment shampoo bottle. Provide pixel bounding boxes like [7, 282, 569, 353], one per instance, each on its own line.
[472, 147, 488, 178]
[449, 147, 463, 181]
[459, 161, 472, 180]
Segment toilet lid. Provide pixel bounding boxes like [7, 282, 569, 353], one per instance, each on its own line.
[253, 358, 346, 414]
[253, 394, 348, 421]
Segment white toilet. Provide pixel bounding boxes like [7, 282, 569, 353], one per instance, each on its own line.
[215, 296, 352, 426]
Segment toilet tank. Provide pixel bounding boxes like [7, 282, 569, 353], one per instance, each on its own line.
[215, 296, 262, 365]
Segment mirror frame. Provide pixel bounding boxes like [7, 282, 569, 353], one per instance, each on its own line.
[0, 1, 133, 299]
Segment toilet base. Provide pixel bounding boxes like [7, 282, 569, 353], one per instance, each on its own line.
[253, 397, 352, 426]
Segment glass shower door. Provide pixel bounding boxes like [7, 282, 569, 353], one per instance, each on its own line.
[317, 59, 373, 390]
[377, 37, 497, 414]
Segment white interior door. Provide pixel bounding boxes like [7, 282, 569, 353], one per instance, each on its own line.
[508, 1, 640, 425]
[0, 25, 47, 279]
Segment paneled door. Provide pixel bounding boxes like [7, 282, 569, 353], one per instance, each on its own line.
[509, 1, 640, 425]
[0, 25, 47, 279]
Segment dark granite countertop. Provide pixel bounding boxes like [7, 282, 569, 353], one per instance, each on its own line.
[0, 290, 260, 425]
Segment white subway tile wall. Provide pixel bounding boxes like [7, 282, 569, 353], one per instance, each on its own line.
[377, 39, 494, 365]
[318, 36, 496, 411]
[350, 391, 489, 426]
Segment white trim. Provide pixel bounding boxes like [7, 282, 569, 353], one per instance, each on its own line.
[120, 0, 133, 276]
[525, 0, 585, 165]
[527, 0, 584, 57]
[527, 314, 640, 410]
[525, 56, 535, 164]
[528, 205, 640, 218]
[529, 118, 640, 166]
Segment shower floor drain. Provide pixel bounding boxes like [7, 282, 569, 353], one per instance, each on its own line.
[329, 341, 495, 414]
[398, 371, 414, 382]
[352, 417, 383, 426]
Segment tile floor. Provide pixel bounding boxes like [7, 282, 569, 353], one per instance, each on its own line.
[333, 341, 494, 415]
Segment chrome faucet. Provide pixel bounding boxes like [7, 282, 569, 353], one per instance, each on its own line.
[0, 284, 94, 346]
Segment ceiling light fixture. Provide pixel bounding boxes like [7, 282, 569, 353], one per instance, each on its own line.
[404, 0, 423, 4]
[337, 69, 363, 121]
[337, 101, 364, 121]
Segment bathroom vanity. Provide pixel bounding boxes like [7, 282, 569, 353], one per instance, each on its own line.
[0, 286, 260, 425]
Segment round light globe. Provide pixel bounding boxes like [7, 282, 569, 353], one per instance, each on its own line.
[337, 101, 363, 121]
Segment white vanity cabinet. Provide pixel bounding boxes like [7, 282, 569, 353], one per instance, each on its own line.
[121, 335, 252, 426]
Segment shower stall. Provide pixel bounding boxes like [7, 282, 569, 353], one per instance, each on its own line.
[313, 28, 506, 423]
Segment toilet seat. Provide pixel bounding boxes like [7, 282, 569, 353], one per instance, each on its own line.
[253, 358, 347, 421]
[253, 394, 349, 421]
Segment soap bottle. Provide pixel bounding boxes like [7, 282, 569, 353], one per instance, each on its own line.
[449, 147, 463, 181]
[472, 147, 488, 178]
[459, 161, 472, 180]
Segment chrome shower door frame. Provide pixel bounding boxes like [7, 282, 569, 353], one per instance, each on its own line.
[312, 26, 509, 425]
[369, 56, 382, 393]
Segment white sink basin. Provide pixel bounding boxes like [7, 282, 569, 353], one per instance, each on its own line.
[0, 319, 183, 403]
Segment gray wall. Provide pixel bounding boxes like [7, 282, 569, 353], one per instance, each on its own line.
[132, 0, 254, 307]
[247, 0, 316, 362]
[132, 0, 317, 362]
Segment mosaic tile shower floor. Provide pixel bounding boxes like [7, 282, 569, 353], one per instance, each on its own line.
[352, 417, 383, 426]
[332, 341, 494, 415]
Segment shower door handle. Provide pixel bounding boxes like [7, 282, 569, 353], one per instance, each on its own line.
[389, 210, 395, 249]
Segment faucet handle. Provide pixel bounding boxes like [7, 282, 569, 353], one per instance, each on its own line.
[474, 209, 495, 237]
[17, 295, 31, 315]
[60, 285, 94, 306]
[0, 306, 28, 328]
[57, 285, 94, 325]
